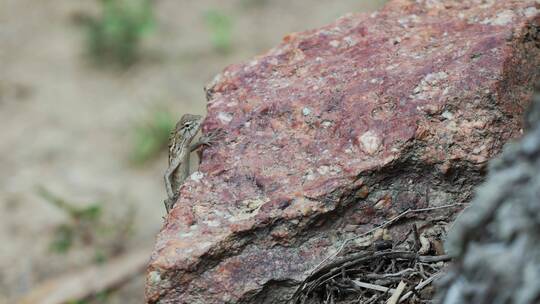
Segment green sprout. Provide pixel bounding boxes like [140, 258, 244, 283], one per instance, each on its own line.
[37, 186, 136, 260]
[83, 0, 154, 67]
[50, 224, 75, 254]
[37, 186, 103, 253]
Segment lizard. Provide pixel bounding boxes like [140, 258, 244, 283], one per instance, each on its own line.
[163, 113, 220, 213]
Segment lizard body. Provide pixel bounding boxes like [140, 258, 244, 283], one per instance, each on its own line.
[164, 114, 218, 213]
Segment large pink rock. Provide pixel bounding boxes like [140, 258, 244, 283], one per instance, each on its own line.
[146, 0, 540, 303]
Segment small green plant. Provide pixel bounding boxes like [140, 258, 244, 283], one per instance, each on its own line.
[84, 0, 154, 67]
[50, 224, 75, 253]
[203, 10, 234, 54]
[131, 108, 175, 164]
[37, 186, 103, 253]
[37, 186, 135, 259]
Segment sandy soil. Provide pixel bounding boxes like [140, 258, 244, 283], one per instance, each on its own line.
[0, 0, 386, 302]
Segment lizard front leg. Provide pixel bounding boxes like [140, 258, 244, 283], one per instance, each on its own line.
[190, 129, 224, 152]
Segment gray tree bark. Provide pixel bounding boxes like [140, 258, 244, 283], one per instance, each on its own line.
[439, 84, 540, 304]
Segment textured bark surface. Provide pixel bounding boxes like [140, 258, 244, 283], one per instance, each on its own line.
[146, 1, 540, 303]
[439, 86, 540, 304]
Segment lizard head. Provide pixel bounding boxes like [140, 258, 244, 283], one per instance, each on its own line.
[176, 114, 203, 138]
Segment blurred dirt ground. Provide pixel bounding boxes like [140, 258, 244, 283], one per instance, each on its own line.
[0, 0, 386, 302]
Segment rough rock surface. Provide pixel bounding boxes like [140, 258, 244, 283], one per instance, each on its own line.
[146, 0, 540, 303]
[439, 86, 540, 304]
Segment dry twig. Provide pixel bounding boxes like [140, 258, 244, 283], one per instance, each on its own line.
[386, 281, 406, 304]
[311, 203, 464, 274]
[290, 203, 460, 304]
